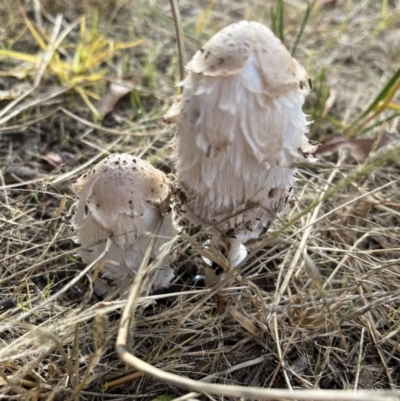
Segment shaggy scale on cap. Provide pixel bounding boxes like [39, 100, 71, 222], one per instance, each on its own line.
[166, 21, 318, 273]
[71, 154, 178, 297]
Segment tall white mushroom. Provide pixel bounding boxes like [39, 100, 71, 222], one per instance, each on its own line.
[165, 21, 318, 280]
[71, 154, 178, 297]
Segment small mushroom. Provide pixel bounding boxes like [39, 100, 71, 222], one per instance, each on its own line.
[71, 154, 178, 297]
[166, 21, 318, 281]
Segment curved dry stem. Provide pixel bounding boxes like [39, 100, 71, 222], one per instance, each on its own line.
[169, 0, 186, 83]
[116, 224, 400, 401]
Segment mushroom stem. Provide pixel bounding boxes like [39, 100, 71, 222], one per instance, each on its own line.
[166, 21, 318, 288]
[200, 237, 247, 287]
[220, 237, 247, 268]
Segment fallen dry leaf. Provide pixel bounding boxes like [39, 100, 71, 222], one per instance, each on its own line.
[315, 133, 394, 162]
[43, 150, 77, 169]
[94, 80, 133, 116]
[43, 152, 64, 169]
[4, 165, 42, 184]
[228, 305, 261, 337]
[321, 0, 343, 8]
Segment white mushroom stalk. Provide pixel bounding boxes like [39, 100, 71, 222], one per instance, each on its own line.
[70, 154, 178, 297]
[165, 21, 318, 280]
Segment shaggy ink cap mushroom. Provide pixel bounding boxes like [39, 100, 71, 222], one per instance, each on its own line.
[71, 154, 177, 297]
[169, 21, 318, 276]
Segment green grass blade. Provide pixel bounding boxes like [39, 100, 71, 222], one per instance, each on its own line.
[291, 1, 315, 56]
[345, 67, 400, 135]
[356, 67, 400, 121]
[271, 0, 284, 42]
[278, 0, 284, 42]
[150, 6, 205, 42]
[358, 111, 400, 136]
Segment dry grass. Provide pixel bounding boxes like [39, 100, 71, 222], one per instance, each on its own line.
[0, 0, 399, 400]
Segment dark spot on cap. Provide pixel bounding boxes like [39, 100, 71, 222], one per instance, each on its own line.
[205, 51, 211, 60]
[129, 200, 132, 204]
[219, 58, 224, 65]
[259, 221, 272, 236]
[298, 148, 309, 158]
[132, 158, 136, 163]
[268, 188, 276, 198]
[289, 187, 293, 192]
[83, 174, 87, 178]
[84, 205, 88, 215]
[211, 263, 224, 276]
[300, 81, 304, 90]
[200, 48, 204, 53]
[308, 78, 313, 89]
[96, 203, 100, 209]
[226, 228, 235, 237]
[178, 190, 188, 204]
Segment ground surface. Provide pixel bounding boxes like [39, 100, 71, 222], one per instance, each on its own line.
[0, 0, 400, 400]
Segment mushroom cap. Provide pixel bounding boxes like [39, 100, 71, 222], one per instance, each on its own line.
[189, 21, 311, 96]
[72, 153, 170, 236]
[172, 21, 317, 241]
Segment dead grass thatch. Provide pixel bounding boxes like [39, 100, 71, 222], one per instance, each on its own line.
[0, 0, 399, 400]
